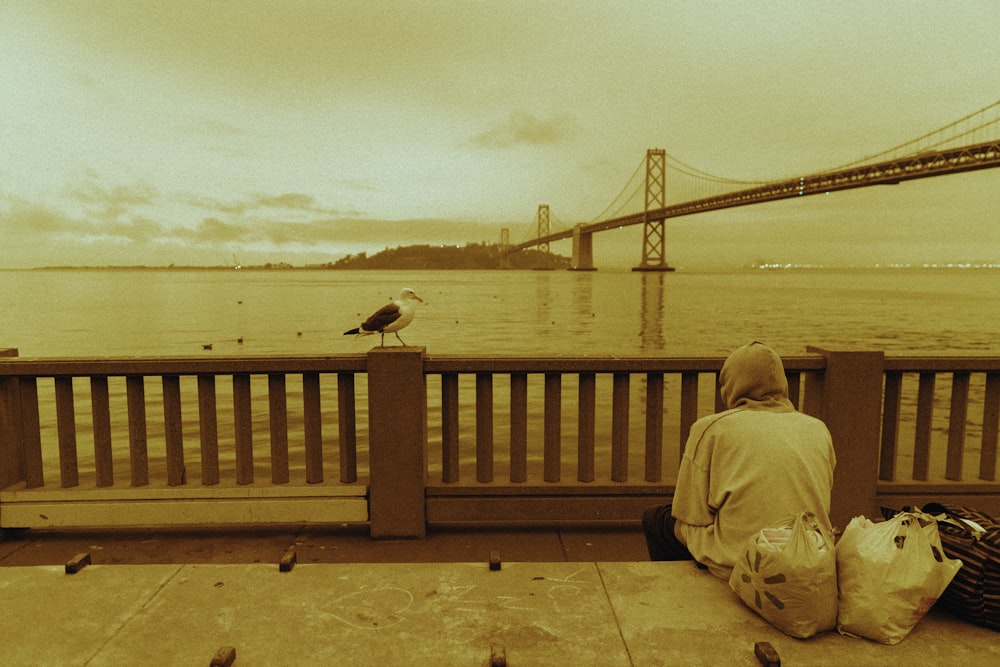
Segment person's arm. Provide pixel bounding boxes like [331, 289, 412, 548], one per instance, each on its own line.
[671, 425, 716, 528]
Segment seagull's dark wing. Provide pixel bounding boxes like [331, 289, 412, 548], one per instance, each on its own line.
[361, 303, 402, 333]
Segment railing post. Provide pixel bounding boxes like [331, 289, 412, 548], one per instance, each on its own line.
[806, 347, 885, 530]
[0, 349, 23, 536]
[368, 347, 427, 538]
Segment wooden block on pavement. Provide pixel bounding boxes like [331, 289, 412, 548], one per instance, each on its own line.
[65, 552, 92, 574]
[754, 641, 780, 666]
[210, 645, 236, 666]
[279, 547, 297, 572]
[490, 644, 507, 666]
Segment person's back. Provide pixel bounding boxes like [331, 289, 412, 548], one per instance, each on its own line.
[642, 342, 836, 578]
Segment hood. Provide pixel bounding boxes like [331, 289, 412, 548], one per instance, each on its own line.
[719, 342, 795, 410]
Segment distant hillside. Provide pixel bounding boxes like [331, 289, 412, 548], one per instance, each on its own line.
[319, 243, 570, 270]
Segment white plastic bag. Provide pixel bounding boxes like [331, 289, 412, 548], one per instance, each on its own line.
[729, 512, 838, 638]
[836, 511, 962, 644]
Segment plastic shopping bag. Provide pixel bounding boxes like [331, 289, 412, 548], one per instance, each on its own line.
[836, 511, 962, 644]
[729, 512, 838, 638]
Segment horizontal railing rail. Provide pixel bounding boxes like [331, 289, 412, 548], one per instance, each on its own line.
[2, 347, 998, 536]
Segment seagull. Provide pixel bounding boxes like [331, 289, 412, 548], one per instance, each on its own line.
[344, 288, 423, 346]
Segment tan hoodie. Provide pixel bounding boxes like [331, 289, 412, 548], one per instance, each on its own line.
[673, 342, 836, 578]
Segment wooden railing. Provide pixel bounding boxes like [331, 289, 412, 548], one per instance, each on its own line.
[875, 356, 1000, 512]
[1, 347, 998, 537]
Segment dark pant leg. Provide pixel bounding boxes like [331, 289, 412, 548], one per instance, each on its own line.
[642, 504, 696, 562]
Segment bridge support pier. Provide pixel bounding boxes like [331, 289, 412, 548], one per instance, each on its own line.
[569, 225, 596, 271]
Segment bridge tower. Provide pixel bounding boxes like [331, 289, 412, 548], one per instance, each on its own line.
[499, 227, 511, 269]
[536, 204, 550, 254]
[632, 148, 675, 272]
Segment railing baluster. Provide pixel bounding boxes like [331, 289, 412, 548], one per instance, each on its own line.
[786, 371, 801, 409]
[268, 373, 289, 485]
[611, 372, 629, 482]
[680, 372, 699, 459]
[90, 376, 114, 487]
[337, 372, 357, 484]
[441, 373, 459, 483]
[233, 373, 254, 485]
[577, 372, 596, 483]
[544, 373, 561, 483]
[162, 375, 185, 486]
[645, 372, 663, 482]
[476, 373, 493, 483]
[19, 378, 43, 489]
[879, 371, 903, 481]
[785, 371, 802, 410]
[913, 372, 936, 481]
[54, 377, 79, 488]
[982, 372, 999, 481]
[126, 375, 149, 487]
[946, 372, 970, 481]
[197, 374, 220, 486]
[509, 373, 528, 483]
[302, 372, 323, 484]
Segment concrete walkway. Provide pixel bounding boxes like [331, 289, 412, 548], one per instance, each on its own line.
[2, 527, 998, 666]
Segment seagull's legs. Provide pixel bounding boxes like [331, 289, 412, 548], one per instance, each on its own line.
[394, 332, 407, 346]
[379, 333, 386, 347]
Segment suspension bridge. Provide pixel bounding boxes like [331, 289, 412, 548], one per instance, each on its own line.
[504, 100, 1000, 271]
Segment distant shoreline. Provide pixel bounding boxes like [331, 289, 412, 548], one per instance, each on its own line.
[16, 262, 1000, 272]
[21, 242, 573, 272]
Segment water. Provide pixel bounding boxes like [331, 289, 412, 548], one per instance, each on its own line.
[3, 267, 999, 358]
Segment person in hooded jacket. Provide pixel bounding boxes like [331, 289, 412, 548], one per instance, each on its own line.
[642, 341, 836, 579]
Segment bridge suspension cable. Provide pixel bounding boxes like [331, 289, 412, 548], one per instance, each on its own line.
[663, 152, 772, 185]
[549, 210, 575, 234]
[586, 155, 646, 223]
[584, 149, 770, 226]
[516, 210, 543, 244]
[823, 99, 1000, 172]
[661, 99, 1000, 186]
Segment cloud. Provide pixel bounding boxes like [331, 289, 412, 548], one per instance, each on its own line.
[1, 197, 76, 235]
[188, 192, 361, 218]
[69, 181, 157, 215]
[1, 188, 509, 268]
[469, 111, 580, 149]
[189, 217, 247, 244]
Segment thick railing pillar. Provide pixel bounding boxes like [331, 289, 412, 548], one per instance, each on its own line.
[1, 349, 24, 492]
[368, 347, 427, 538]
[0, 349, 23, 537]
[805, 347, 885, 531]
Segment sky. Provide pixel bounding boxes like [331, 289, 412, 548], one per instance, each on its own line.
[2, 0, 999, 270]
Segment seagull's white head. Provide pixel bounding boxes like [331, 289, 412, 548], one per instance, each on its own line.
[399, 287, 423, 303]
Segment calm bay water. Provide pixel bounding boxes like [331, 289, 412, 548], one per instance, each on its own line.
[2, 267, 999, 358]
